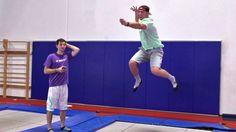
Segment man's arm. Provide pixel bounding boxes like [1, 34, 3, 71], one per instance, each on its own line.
[127, 21, 147, 29]
[44, 66, 66, 74]
[120, 19, 147, 29]
[66, 43, 80, 57]
[130, 6, 139, 22]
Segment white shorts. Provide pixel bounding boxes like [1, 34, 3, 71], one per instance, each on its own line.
[130, 48, 164, 68]
[46, 84, 68, 111]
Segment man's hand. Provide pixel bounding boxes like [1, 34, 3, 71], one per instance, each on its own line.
[66, 43, 80, 57]
[120, 18, 128, 26]
[130, 6, 139, 22]
[130, 6, 138, 12]
[57, 66, 67, 73]
[44, 66, 66, 74]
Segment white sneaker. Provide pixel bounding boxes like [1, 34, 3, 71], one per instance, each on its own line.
[171, 78, 178, 89]
[133, 79, 142, 92]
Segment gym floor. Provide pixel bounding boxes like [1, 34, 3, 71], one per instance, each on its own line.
[1, 97, 236, 132]
[0, 110, 211, 132]
[0, 109, 59, 131]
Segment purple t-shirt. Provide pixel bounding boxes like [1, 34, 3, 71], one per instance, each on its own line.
[44, 52, 72, 87]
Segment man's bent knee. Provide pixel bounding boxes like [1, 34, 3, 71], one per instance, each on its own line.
[151, 66, 161, 75]
[129, 60, 137, 66]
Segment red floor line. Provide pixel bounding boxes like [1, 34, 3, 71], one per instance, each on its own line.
[1, 97, 236, 129]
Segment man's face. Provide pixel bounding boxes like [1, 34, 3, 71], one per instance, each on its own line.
[138, 9, 149, 19]
[56, 41, 67, 52]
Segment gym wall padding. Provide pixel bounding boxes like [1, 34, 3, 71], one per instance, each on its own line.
[31, 41, 221, 115]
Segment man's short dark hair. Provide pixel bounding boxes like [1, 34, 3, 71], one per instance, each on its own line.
[56, 38, 66, 45]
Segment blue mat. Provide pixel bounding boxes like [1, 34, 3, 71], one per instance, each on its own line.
[68, 115, 236, 132]
[0, 104, 235, 132]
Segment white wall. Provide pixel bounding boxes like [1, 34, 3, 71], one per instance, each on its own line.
[0, 0, 67, 40]
[0, 0, 236, 115]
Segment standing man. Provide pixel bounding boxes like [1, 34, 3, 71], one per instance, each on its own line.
[44, 38, 80, 132]
[120, 5, 178, 92]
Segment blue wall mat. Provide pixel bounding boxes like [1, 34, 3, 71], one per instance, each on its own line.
[168, 42, 195, 113]
[123, 42, 147, 109]
[103, 42, 126, 107]
[68, 42, 86, 103]
[146, 44, 171, 110]
[82, 42, 105, 105]
[31, 41, 55, 100]
[193, 42, 221, 114]
[31, 41, 221, 115]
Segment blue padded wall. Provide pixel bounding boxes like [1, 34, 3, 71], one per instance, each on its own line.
[32, 41, 221, 115]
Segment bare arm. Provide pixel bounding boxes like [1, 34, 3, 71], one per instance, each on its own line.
[119, 18, 147, 29]
[66, 43, 80, 57]
[44, 66, 66, 74]
[120, 5, 147, 29]
[130, 6, 139, 22]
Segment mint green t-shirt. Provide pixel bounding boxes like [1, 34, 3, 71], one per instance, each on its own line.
[139, 17, 164, 50]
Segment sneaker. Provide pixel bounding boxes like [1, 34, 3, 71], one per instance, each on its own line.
[61, 126, 72, 132]
[47, 129, 54, 132]
[133, 79, 142, 92]
[172, 78, 178, 89]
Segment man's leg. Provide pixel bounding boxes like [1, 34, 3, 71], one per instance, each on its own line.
[47, 86, 56, 131]
[47, 111, 53, 131]
[60, 110, 72, 131]
[129, 50, 147, 91]
[129, 60, 142, 91]
[150, 48, 178, 88]
[59, 85, 71, 131]
[151, 66, 178, 88]
[60, 110, 66, 128]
